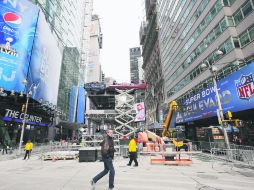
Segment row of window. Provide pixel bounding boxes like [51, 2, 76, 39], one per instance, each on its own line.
[166, 17, 229, 87]
[165, 0, 253, 89]
[160, 0, 187, 51]
[164, 0, 222, 74]
[161, 0, 196, 63]
[177, 60, 247, 104]
[239, 24, 254, 47]
[233, 0, 254, 26]
[164, 0, 223, 83]
[166, 37, 235, 98]
[222, 0, 236, 6]
[161, 0, 208, 63]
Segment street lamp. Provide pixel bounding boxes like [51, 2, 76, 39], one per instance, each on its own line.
[18, 80, 38, 155]
[200, 60, 230, 150]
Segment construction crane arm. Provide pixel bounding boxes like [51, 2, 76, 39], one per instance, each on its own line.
[162, 101, 177, 137]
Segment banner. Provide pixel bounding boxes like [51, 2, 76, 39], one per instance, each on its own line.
[0, 0, 39, 92]
[134, 102, 145, 122]
[176, 63, 254, 123]
[27, 11, 62, 106]
[77, 87, 85, 124]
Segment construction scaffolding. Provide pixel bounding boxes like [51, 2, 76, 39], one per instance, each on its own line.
[114, 88, 136, 136]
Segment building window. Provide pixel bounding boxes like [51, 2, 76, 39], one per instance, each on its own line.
[226, 16, 235, 26]
[242, 1, 252, 17]
[249, 26, 254, 40]
[240, 32, 250, 47]
[234, 10, 243, 25]
[232, 37, 240, 48]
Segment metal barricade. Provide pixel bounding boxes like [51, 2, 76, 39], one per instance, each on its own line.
[210, 145, 254, 167]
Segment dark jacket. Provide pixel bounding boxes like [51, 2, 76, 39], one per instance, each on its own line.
[101, 135, 115, 159]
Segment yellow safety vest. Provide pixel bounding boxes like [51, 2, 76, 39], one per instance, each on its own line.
[25, 142, 33, 151]
[128, 139, 137, 152]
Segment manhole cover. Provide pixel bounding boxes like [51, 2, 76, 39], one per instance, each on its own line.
[197, 174, 218, 180]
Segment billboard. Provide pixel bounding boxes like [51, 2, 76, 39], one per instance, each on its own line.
[77, 87, 85, 124]
[27, 11, 62, 106]
[134, 102, 145, 122]
[177, 63, 254, 123]
[0, 0, 39, 92]
[68, 86, 78, 123]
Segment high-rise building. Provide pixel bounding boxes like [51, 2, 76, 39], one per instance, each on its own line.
[158, 0, 254, 103]
[30, 0, 91, 121]
[140, 0, 164, 126]
[86, 14, 103, 83]
[130, 47, 143, 84]
[157, 0, 254, 143]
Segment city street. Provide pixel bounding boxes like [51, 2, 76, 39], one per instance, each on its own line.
[0, 155, 254, 190]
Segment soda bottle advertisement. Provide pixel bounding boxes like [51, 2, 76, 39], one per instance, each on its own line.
[0, 0, 39, 92]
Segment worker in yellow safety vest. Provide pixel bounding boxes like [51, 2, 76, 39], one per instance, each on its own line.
[23, 140, 33, 160]
[127, 136, 138, 167]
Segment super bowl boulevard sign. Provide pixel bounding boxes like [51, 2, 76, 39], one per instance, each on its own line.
[176, 63, 254, 123]
[0, 0, 39, 92]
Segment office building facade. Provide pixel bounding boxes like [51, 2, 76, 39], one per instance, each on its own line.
[130, 47, 143, 84]
[140, 0, 164, 126]
[86, 14, 103, 83]
[157, 0, 254, 144]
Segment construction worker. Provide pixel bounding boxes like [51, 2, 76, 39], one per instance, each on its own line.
[23, 140, 33, 160]
[127, 136, 138, 167]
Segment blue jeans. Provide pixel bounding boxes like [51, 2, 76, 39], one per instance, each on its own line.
[93, 157, 115, 188]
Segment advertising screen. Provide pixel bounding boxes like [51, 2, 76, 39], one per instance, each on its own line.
[177, 63, 254, 123]
[28, 11, 62, 106]
[0, 0, 39, 92]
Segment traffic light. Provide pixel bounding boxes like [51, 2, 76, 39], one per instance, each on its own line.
[227, 111, 232, 120]
[235, 119, 243, 128]
[21, 104, 25, 112]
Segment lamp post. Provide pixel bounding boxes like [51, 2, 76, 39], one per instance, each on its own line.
[201, 61, 230, 150]
[18, 80, 37, 155]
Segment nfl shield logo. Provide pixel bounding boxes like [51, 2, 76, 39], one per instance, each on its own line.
[235, 74, 254, 99]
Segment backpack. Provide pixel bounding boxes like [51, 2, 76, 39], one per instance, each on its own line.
[101, 137, 109, 156]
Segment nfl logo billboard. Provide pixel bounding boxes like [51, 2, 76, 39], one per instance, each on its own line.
[235, 74, 254, 100]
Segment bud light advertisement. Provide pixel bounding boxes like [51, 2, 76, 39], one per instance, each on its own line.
[176, 63, 254, 123]
[0, 0, 39, 92]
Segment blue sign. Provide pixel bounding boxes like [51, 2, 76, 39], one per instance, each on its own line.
[177, 63, 254, 123]
[77, 87, 85, 124]
[68, 86, 78, 123]
[0, 0, 39, 92]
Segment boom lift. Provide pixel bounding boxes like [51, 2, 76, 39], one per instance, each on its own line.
[162, 101, 184, 148]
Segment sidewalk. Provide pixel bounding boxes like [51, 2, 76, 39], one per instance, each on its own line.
[0, 155, 253, 190]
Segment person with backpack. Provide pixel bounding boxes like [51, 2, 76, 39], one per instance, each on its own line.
[91, 129, 116, 190]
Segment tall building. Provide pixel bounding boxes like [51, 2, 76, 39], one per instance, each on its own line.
[86, 14, 103, 83]
[140, 0, 164, 126]
[130, 47, 143, 84]
[157, 0, 254, 143]
[30, 0, 91, 121]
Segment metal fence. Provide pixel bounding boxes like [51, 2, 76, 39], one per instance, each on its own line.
[190, 141, 254, 167]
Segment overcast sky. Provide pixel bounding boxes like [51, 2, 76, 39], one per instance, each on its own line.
[93, 0, 144, 83]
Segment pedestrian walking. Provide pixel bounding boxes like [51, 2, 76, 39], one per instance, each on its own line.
[2, 141, 8, 155]
[23, 140, 33, 160]
[90, 129, 116, 190]
[127, 136, 138, 167]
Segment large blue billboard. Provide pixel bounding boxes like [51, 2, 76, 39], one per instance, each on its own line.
[77, 87, 85, 124]
[27, 11, 62, 106]
[0, 0, 39, 92]
[176, 63, 254, 123]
